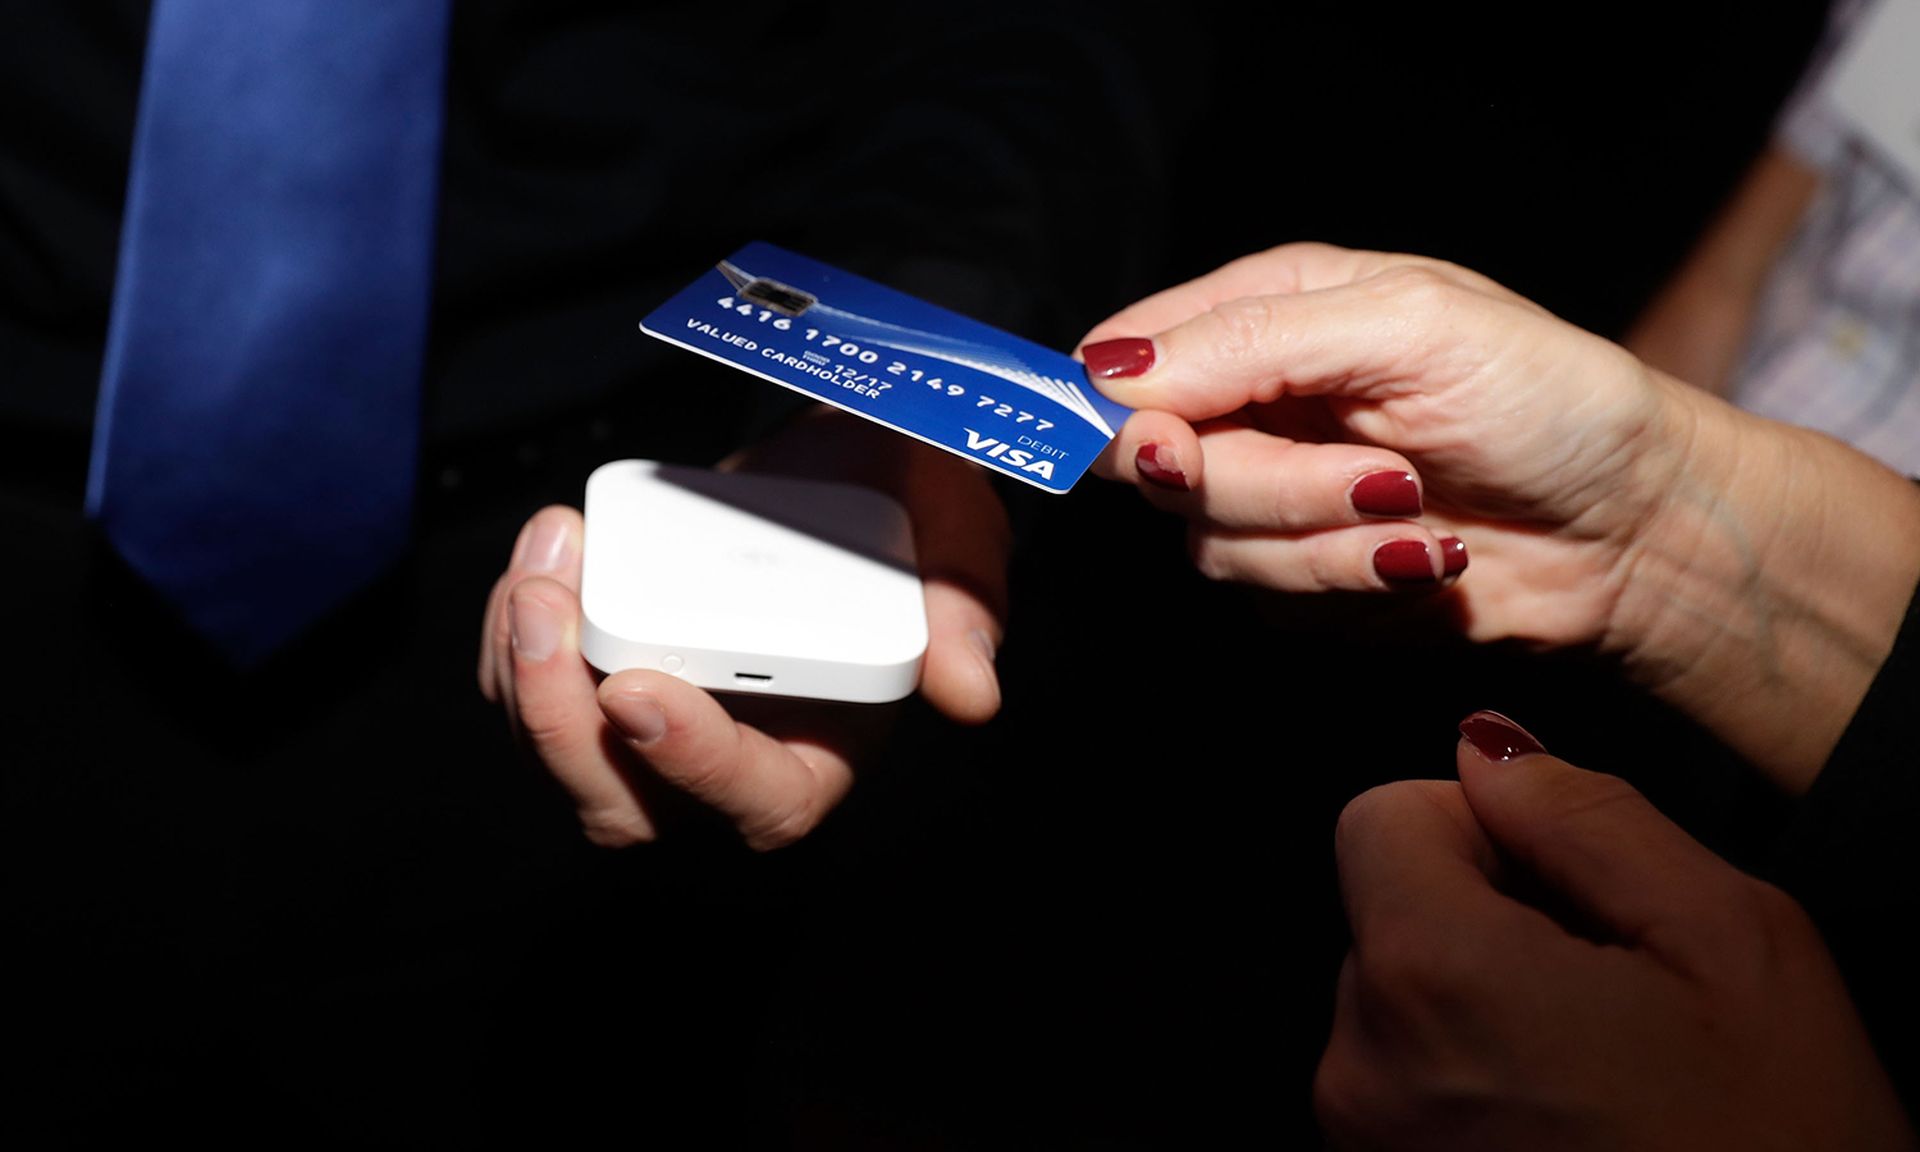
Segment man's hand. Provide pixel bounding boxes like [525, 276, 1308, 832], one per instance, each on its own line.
[1316, 711, 1912, 1150]
[478, 407, 1008, 849]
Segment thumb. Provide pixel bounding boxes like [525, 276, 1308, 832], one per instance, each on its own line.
[1454, 710, 1747, 948]
[904, 457, 1009, 727]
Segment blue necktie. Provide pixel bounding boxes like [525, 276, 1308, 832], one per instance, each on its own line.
[88, 0, 452, 666]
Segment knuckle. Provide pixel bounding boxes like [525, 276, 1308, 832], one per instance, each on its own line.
[1186, 529, 1232, 583]
[1312, 1047, 1379, 1145]
[1728, 879, 1822, 973]
[1254, 470, 1301, 530]
[1367, 263, 1460, 318]
[1335, 783, 1399, 848]
[1243, 242, 1335, 292]
[1352, 923, 1479, 1012]
[1743, 880, 1816, 941]
[660, 751, 732, 803]
[1305, 537, 1346, 590]
[741, 795, 820, 852]
[1535, 769, 1646, 839]
[1203, 295, 1286, 371]
[1337, 782, 1431, 851]
[578, 805, 653, 849]
[1336, 781, 1465, 863]
[514, 691, 577, 751]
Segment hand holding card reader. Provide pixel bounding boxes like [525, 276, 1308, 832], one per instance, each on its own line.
[578, 460, 927, 703]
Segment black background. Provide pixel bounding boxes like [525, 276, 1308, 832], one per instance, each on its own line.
[4, 1, 1832, 1144]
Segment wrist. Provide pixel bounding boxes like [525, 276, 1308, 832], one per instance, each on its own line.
[1604, 376, 1920, 792]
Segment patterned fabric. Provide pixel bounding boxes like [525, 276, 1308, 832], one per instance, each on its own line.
[1733, 0, 1920, 475]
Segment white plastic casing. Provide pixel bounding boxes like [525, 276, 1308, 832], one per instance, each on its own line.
[578, 459, 927, 703]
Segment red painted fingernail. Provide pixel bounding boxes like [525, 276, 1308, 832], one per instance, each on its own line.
[1136, 442, 1189, 490]
[1459, 710, 1546, 761]
[1440, 536, 1469, 577]
[1350, 470, 1422, 518]
[1082, 337, 1156, 379]
[1372, 539, 1436, 583]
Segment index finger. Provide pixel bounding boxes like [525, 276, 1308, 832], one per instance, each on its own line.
[1078, 242, 1398, 347]
[1085, 268, 1508, 423]
[598, 670, 855, 851]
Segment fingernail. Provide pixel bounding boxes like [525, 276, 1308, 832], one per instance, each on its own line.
[1082, 337, 1156, 379]
[1459, 710, 1546, 761]
[968, 628, 997, 668]
[1440, 536, 1469, 577]
[508, 595, 560, 662]
[605, 692, 668, 746]
[1350, 470, 1422, 518]
[1372, 539, 1436, 584]
[1136, 442, 1189, 490]
[513, 515, 571, 573]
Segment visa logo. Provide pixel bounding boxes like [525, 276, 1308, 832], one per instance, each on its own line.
[962, 428, 1056, 479]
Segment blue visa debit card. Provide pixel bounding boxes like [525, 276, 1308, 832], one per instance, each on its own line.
[639, 242, 1132, 494]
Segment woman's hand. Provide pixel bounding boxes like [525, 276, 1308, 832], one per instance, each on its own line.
[1084, 243, 1683, 643]
[1082, 243, 1920, 792]
[1317, 711, 1914, 1151]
